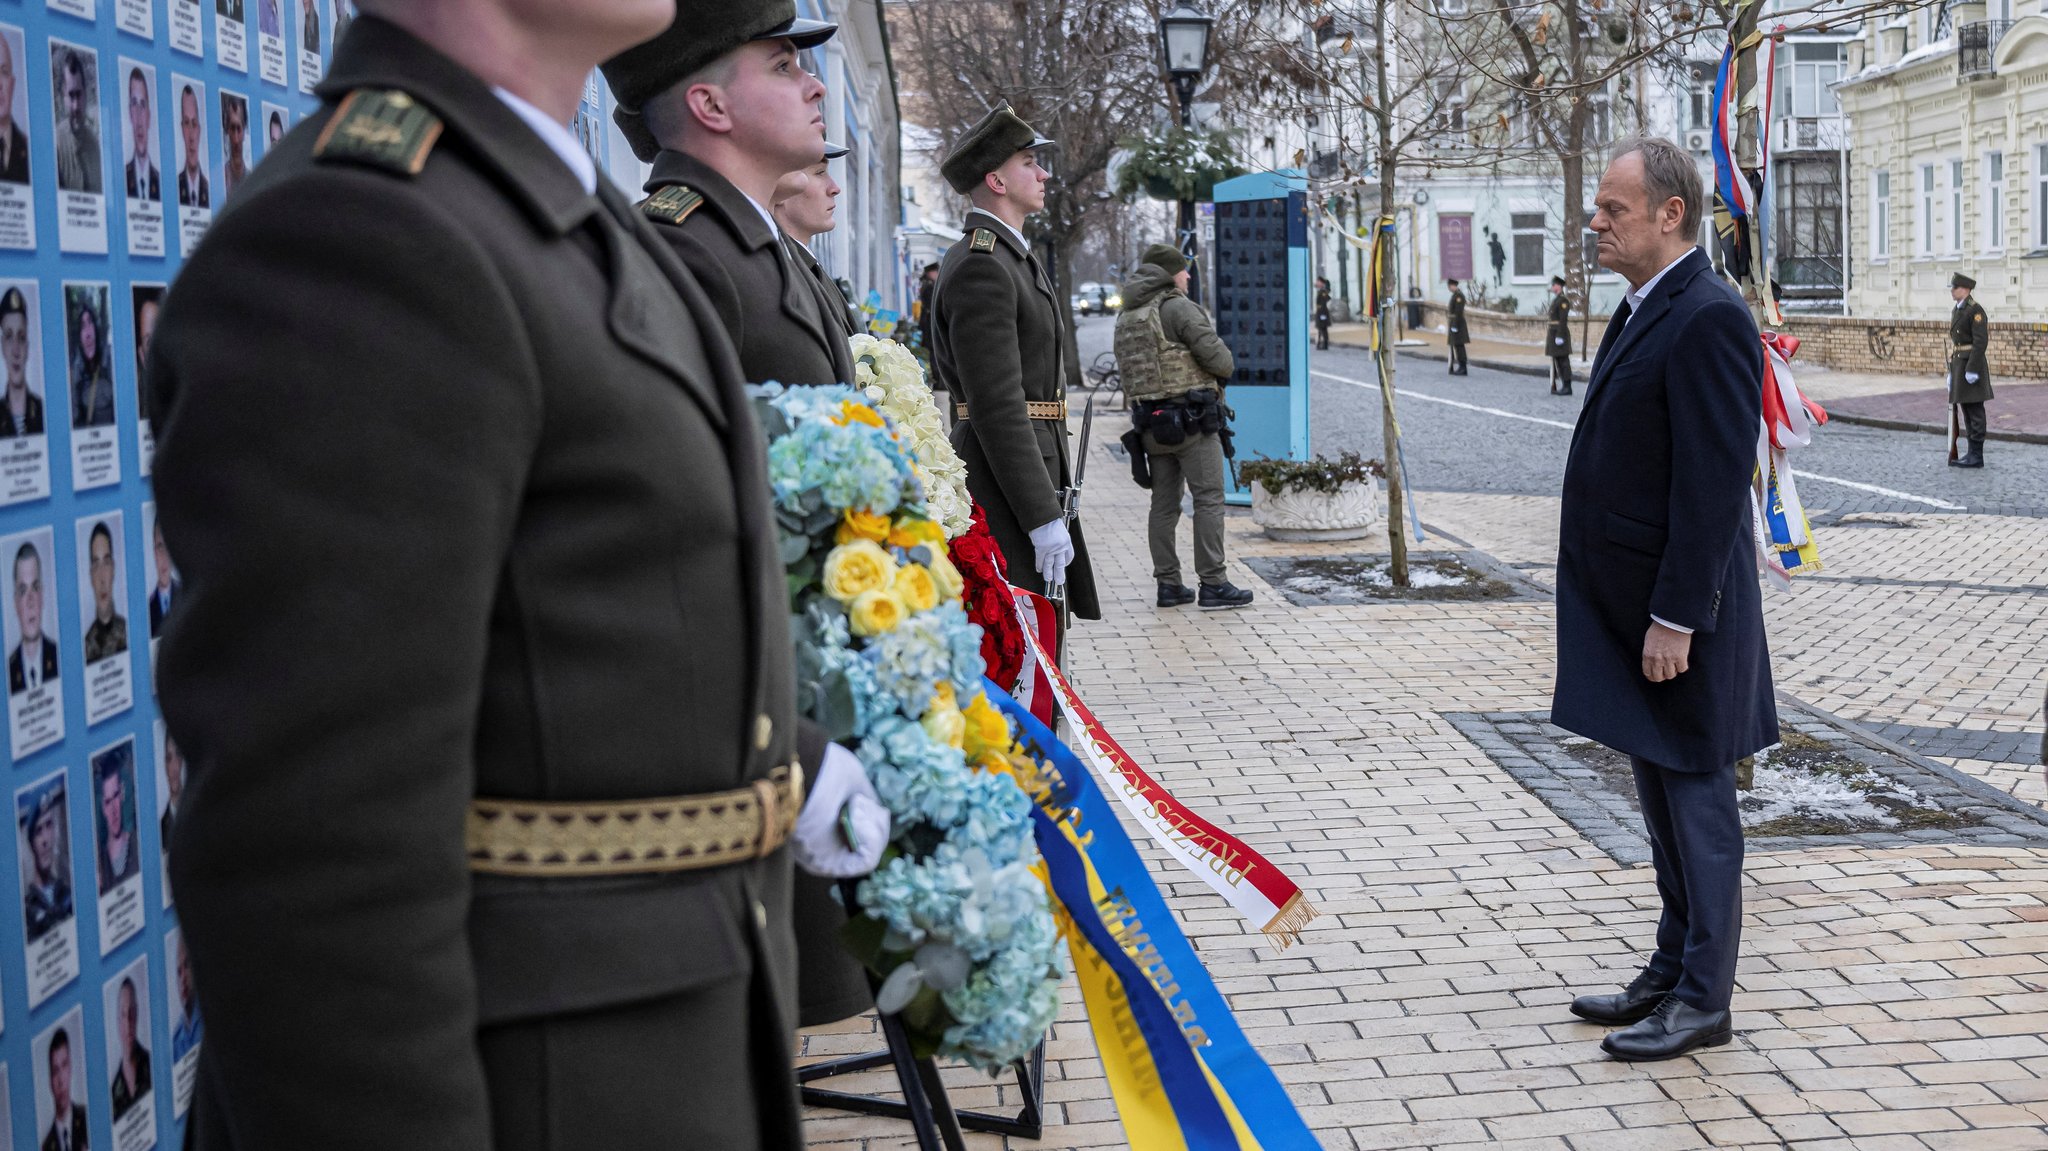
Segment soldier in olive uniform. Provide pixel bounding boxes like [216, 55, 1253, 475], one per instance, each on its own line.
[1948, 272, 1991, 469]
[603, 0, 878, 1034]
[775, 142, 860, 340]
[1446, 278, 1470, 375]
[145, 7, 886, 1150]
[602, 2, 854, 390]
[1546, 275, 1573, 395]
[931, 104, 1100, 620]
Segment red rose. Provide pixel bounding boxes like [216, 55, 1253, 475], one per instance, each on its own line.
[955, 506, 1026, 689]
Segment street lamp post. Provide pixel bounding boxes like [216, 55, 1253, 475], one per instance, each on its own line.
[1159, 4, 1213, 303]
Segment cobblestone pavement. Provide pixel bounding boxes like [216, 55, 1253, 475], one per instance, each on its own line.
[801, 325, 2048, 1148]
[1827, 385, 2048, 443]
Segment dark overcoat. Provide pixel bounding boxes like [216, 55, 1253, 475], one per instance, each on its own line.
[1447, 288, 1470, 346]
[148, 18, 810, 1150]
[932, 209, 1100, 619]
[1949, 296, 1993, 405]
[640, 151, 856, 389]
[787, 234, 860, 339]
[1547, 292, 1572, 358]
[1551, 247, 1778, 774]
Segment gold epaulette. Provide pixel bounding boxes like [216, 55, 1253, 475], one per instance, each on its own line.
[969, 228, 997, 253]
[641, 184, 704, 225]
[312, 89, 442, 176]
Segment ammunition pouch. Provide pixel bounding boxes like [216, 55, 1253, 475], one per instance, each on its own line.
[1118, 427, 1152, 489]
[1133, 388, 1235, 457]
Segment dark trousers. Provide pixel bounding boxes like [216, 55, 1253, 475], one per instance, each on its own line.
[1448, 342, 1467, 373]
[1630, 756, 1743, 1012]
[1551, 355, 1574, 392]
[1961, 401, 1987, 440]
[1315, 322, 1330, 351]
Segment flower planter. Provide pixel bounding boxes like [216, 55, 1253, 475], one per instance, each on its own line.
[1250, 478, 1381, 541]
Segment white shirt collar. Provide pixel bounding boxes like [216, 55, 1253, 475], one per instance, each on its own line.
[738, 189, 781, 238]
[490, 87, 595, 196]
[1623, 249, 1695, 317]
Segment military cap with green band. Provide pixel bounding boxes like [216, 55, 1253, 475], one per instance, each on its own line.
[602, 0, 837, 161]
[939, 103, 1053, 195]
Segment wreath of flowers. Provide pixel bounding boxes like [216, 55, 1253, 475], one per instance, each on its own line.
[760, 384, 1064, 1071]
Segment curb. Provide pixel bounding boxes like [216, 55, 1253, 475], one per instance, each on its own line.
[1376, 345, 2048, 446]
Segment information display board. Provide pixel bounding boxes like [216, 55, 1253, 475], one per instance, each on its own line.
[1209, 171, 1310, 503]
[0, 2, 337, 1147]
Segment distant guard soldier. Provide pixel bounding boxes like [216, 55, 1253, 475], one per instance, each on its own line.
[146, 6, 886, 1148]
[1948, 272, 1991, 469]
[602, 0, 853, 388]
[1546, 275, 1573, 395]
[602, 1, 879, 1033]
[774, 142, 860, 340]
[930, 104, 1100, 621]
[1116, 243, 1252, 610]
[1447, 277, 1470, 375]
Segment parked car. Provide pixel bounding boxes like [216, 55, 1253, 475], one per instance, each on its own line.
[1075, 282, 1122, 316]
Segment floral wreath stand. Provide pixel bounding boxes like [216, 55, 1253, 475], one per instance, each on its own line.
[799, 884, 1049, 1150]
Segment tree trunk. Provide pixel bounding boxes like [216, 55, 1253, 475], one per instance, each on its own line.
[1376, 0, 1409, 587]
[1562, 0, 1588, 359]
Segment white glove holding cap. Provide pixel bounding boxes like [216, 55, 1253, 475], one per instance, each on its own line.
[791, 743, 890, 878]
[1028, 517, 1074, 587]
[1965, 372, 1980, 385]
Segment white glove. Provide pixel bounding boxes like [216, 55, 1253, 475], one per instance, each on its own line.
[791, 743, 890, 878]
[1965, 372, 1980, 385]
[1028, 517, 1074, 586]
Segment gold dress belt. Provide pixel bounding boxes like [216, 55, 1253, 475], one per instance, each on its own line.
[466, 762, 803, 877]
[955, 400, 1067, 422]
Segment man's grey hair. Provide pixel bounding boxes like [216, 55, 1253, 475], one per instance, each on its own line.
[1610, 136, 1703, 237]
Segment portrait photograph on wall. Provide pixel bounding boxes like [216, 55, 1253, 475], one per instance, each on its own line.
[170, 75, 209, 255]
[0, 24, 36, 251]
[162, 926, 197, 1118]
[0, 282, 51, 507]
[151, 719, 177, 909]
[118, 59, 165, 259]
[137, 503, 173, 677]
[217, 89, 248, 204]
[258, 101, 284, 162]
[74, 513, 133, 726]
[30, 1006, 87, 1151]
[3, 526, 65, 760]
[216, 0, 248, 73]
[102, 953, 157, 1151]
[92, 736, 147, 955]
[256, 0, 286, 86]
[63, 282, 120, 492]
[48, 39, 109, 255]
[129, 285, 163, 476]
[296, 0, 320, 91]
[15, 769, 79, 1008]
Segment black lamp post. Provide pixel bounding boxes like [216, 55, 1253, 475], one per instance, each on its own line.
[1159, 4, 1213, 302]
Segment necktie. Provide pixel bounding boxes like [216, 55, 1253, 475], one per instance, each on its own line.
[27, 653, 38, 690]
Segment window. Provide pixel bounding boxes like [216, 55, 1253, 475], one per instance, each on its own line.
[1951, 158, 1965, 253]
[1586, 93, 1612, 148]
[1582, 212, 1601, 277]
[1873, 169, 1890, 259]
[1436, 0, 1469, 15]
[1776, 157, 1843, 288]
[1985, 152, 2005, 251]
[1778, 43, 1843, 119]
[1511, 211, 1547, 278]
[2038, 145, 2048, 248]
[1919, 164, 1935, 255]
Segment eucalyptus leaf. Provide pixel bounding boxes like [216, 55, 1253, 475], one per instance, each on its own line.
[912, 942, 971, 992]
[779, 531, 812, 565]
[875, 961, 924, 1015]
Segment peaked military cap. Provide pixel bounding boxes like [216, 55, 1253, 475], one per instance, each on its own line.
[823, 141, 849, 160]
[940, 104, 1053, 195]
[601, 0, 837, 114]
[1141, 242, 1187, 275]
[1551, 275, 1567, 287]
[1951, 272, 1976, 290]
[0, 286, 24, 322]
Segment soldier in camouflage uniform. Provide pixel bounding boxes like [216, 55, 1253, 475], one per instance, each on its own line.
[1115, 244, 1252, 610]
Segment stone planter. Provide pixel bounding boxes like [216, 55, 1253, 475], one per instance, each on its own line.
[1250, 479, 1381, 541]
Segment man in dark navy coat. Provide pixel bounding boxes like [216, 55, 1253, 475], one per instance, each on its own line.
[1552, 137, 1777, 1062]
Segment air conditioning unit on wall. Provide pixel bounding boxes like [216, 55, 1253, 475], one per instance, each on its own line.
[1685, 129, 1711, 153]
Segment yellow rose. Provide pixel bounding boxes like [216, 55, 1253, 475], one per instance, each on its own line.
[888, 516, 947, 552]
[822, 539, 898, 604]
[894, 564, 940, 613]
[849, 589, 908, 636]
[836, 509, 893, 546]
[835, 401, 887, 429]
[961, 692, 1012, 760]
[925, 552, 965, 602]
[923, 698, 967, 750]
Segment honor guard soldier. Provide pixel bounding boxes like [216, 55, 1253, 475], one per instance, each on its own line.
[603, 1, 880, 1033]
[602, 0, 855, 389]
[1446, 278, 1470, 375]
[1948, 272, 1992, 469]
[145, 6, 885, 1150]
[931, 104, 1101, 621]
[774, 142, 861, 340]
[1546, 275, 1574, 395]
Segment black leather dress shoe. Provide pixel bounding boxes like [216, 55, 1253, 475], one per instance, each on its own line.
[1157, 583, 1196, 608]
[1569, 969, 1678, 1025]
[1601, 995, 1733, 1061]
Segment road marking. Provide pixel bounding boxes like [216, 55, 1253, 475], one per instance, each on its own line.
[1310, 369, 1969, 512]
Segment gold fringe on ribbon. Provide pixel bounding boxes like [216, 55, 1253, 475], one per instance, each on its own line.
[1260, 892, 1320, 951]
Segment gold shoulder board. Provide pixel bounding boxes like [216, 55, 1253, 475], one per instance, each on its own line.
[970, 228, 997, 253]
[312, 89, 443, 176]
[640, 184, 704, 225]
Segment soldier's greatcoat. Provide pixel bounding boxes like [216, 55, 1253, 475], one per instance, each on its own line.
[148, 18, 810, 1150]
[1547, 292, 1573, 358]
[1447, 288, 1470, 347]
[932, 209, 1100, 620]
[786, 233, 860, 339]
[1949, 295, 1993, 405]
[640, 150, 856, 389]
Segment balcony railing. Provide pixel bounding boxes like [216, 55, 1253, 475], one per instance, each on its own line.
[1959, 20, 2015, 78]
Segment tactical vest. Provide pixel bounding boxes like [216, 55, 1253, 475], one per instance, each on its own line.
[1115, 295, 1212, 402]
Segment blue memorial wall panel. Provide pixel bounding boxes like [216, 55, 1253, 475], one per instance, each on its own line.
[0, 2, 341, 1146]
[1211, 171, 1310, 504]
